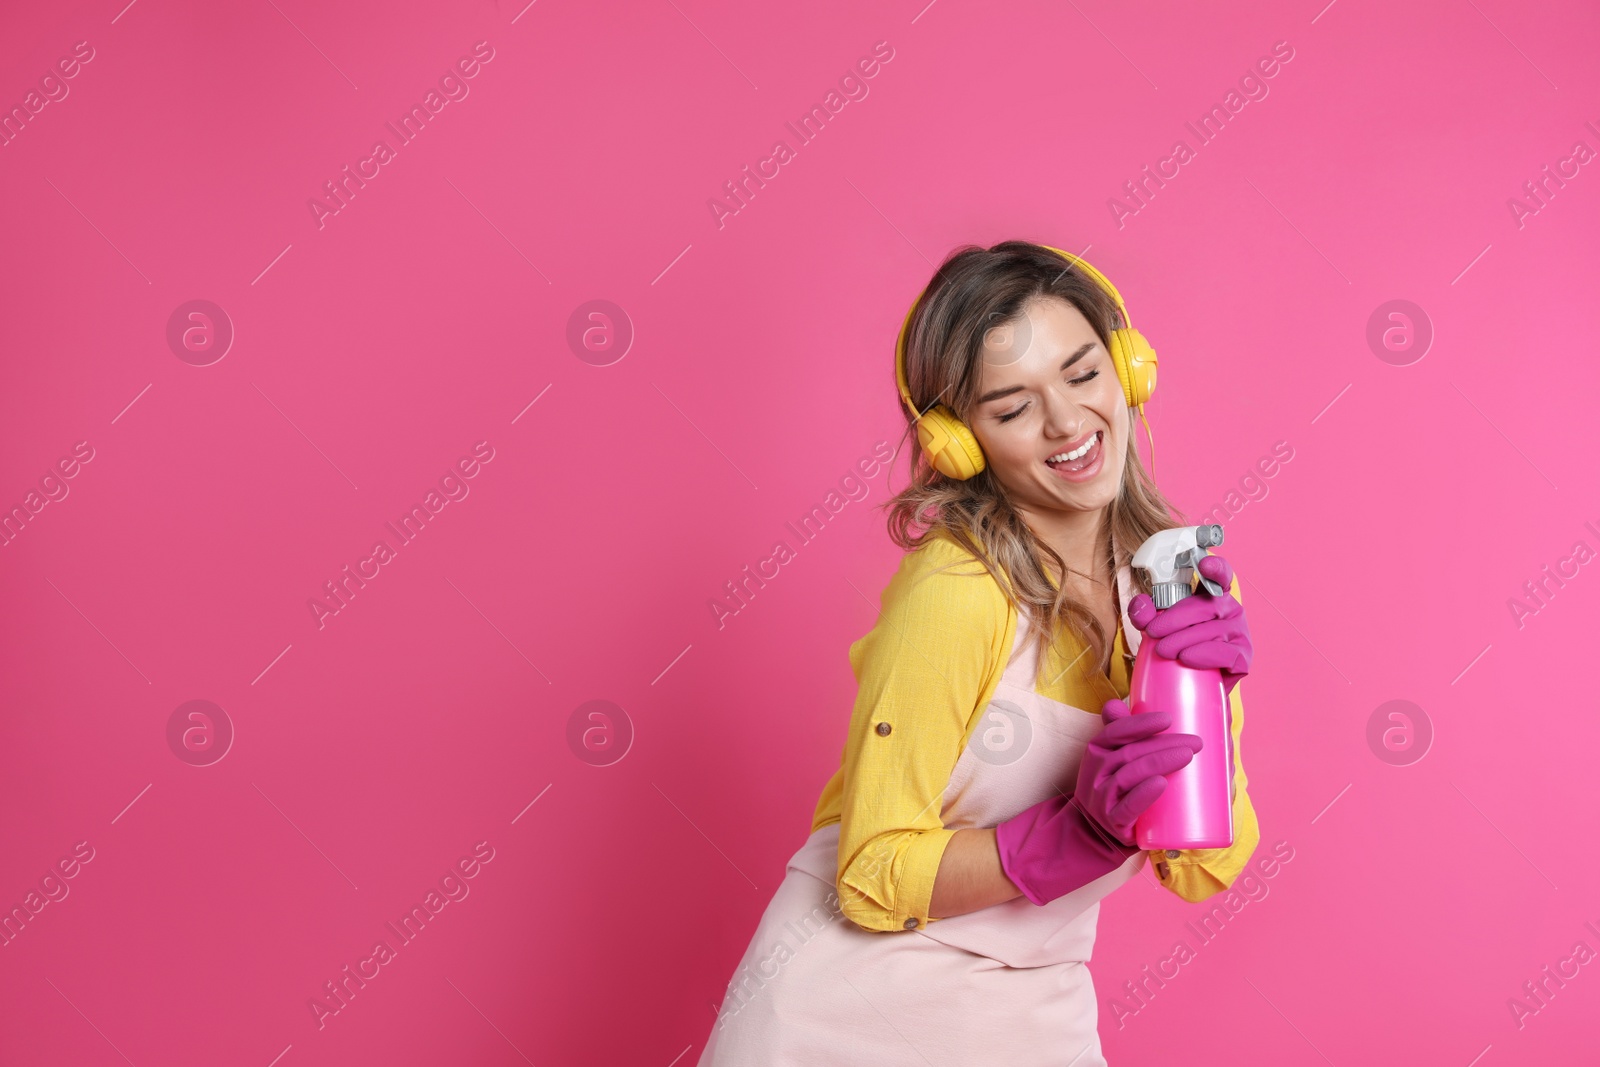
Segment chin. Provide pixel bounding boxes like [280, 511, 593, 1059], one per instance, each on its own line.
[1065, 481, 1119, 509]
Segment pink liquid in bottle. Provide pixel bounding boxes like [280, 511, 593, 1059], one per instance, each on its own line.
[1128, 624, 1234, 851]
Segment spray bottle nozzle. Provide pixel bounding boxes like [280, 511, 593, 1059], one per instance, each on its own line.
[1132, 525, 1227, 608]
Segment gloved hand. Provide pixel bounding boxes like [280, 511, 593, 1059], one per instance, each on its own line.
[1128, 553, 1254, 695]
[995, 700, 1203, 906]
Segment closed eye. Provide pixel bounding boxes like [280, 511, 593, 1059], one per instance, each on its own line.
[995, 368, 1102, 423]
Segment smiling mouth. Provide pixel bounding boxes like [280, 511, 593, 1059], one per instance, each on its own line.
[1045, 430, 1102, 473]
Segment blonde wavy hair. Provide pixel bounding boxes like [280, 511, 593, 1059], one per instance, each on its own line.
[882, 240, 1190, 686]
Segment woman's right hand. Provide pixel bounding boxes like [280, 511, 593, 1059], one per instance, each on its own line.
[1072, 698, 1202, 846]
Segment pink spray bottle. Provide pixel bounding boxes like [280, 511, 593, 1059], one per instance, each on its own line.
[1128, 524, 1234, 850]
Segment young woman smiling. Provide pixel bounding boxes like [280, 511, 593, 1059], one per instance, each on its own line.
[699, 241, 1259, 1066]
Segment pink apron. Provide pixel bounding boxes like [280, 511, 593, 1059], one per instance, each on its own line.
[699, 562, 1147, 1066]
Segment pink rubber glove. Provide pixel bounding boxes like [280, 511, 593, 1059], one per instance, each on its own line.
[995, 700, 1203, 906]
[1128, 553, 1253, 695]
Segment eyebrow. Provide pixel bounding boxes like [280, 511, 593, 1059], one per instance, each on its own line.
[976, 342, 1096, 404]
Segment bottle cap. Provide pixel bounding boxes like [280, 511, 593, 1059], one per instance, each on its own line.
[1152, 581, 1191, 609]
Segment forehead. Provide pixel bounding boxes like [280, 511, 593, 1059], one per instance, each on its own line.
[977, 295, 1099, 378]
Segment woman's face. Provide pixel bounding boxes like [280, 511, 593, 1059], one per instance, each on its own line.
[966, 295, 1129, 517]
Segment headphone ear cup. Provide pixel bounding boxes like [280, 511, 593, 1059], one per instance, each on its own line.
[916, 405, 986, 480]
[1109, 328, 1158, 408]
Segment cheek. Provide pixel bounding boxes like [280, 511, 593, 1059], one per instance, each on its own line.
[1091, 387, 1131, 461]
[984, 425, 1029, 464]
[972, 422, 1034, 476]
[1087, 378, 1127, 430]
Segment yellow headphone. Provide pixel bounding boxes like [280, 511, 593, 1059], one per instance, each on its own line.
[894, 245, 1159, 480]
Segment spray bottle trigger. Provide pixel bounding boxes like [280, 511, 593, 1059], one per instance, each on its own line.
[1190, 549, 1226, 597]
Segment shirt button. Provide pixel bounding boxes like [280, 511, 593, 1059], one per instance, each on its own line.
[876, 722, 892, 736]
[904, 917, 919, 929]
[1166, 849, 1182, 859]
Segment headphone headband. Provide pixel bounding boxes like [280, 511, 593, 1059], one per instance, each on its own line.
[1037, 244, 1135, 330]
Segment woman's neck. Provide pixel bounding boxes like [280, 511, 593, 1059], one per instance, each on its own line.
[1019, 503, 1114, 588]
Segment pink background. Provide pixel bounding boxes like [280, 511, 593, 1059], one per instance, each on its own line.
[2, 0, 1597, 1063]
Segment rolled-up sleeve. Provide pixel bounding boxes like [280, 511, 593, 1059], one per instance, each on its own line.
[1151, 572, 1261, 901]
[834, 537, 1014, 932]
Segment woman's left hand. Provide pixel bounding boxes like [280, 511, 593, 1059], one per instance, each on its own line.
[1127, 554, 1253, 694]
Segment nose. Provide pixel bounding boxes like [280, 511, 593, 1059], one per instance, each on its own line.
[1040, 379, 1088, 439]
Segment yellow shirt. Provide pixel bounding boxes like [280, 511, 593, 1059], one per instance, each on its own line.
[810, 531, 1261, 932]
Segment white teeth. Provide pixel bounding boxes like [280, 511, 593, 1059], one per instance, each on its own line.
[1048, 431, 1100, 464]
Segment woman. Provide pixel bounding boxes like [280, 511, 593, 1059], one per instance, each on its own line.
[699, 240, 1259, 1066]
